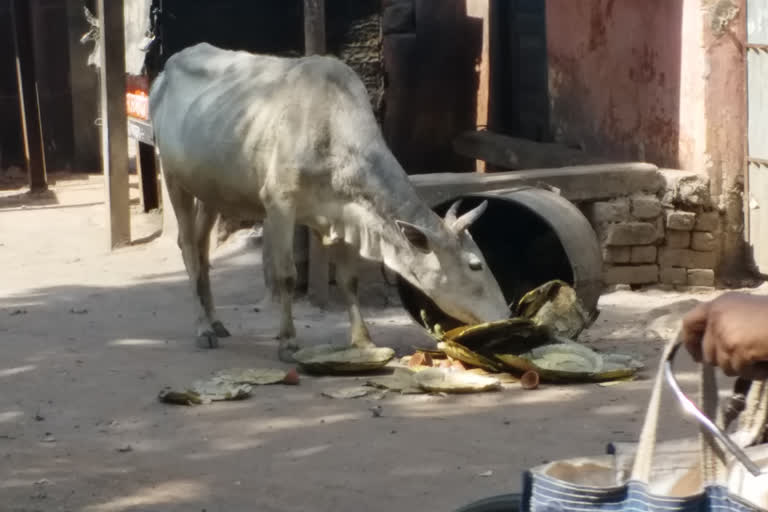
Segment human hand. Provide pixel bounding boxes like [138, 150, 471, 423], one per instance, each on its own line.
[680, 292, 768, 380]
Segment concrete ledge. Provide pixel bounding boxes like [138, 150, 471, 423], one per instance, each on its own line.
[452, 130, 609, 169]
[410, 162, 662, 206]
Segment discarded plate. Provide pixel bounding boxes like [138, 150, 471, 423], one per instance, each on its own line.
[444, 317, 551, 352]
[189, 379, 252, 403]
[515, 280, 594, 339]
[597, 376, 637, 387]
[414, 367, 501, 394]
[465, 368, 519, 384]
[495, 343, 643, 382]
[438, 317, 642, 383]
[438, 339, 506, 372]
[438, 318, 552, 372]
[367, 368, 424, 394]
[213, 368, 288, 385]
[158, 379, 251, 406]
[293, 344, 395, 374]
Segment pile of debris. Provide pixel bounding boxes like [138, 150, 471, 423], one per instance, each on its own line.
[158, 367, 299, 405]
[411, 281, 643, 386]
[158, 280, 643, 405]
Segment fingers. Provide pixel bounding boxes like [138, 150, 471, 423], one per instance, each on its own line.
[680, 301, 709, 362]
[700, 318, 719, 368]
[696, 303, 738, 375]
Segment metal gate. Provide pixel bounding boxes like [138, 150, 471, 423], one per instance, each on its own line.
[747, 0, 768, 273]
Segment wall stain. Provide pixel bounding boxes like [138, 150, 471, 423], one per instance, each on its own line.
[628, 44, 657, 84]
[588, 1, 607, 51]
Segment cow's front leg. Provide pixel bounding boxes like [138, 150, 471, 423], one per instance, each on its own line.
[332, 244, 375, 348]
[259, 224, 280, 306]
[264, 208, 299, 362]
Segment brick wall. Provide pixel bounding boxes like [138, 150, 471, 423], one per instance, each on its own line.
[581, 170, 721, 289]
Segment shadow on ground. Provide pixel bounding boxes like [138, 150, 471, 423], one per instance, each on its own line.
[0, 173, 721, 512]
[0, 254, 710, 512]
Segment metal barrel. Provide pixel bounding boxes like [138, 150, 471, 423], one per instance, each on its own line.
[396, 186, 603, 331]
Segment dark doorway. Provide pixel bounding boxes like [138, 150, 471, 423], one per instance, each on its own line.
[489, 0, 550, 143]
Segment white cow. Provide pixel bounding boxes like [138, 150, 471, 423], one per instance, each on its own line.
[149, 43, 508, 361]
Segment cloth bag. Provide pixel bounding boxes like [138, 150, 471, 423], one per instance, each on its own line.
[521, 338, 768, 511]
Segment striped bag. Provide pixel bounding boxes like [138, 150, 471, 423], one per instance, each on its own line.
[520, 338, 768, 512]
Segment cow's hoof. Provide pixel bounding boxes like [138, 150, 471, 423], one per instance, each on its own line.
[196, 331, 219, 349]
[278, 343, 299, 363]
[352, 339, 376, 349]
[211, 321, 231, 338]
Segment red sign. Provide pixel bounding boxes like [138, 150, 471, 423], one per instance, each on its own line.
[126, 91, 149, 120]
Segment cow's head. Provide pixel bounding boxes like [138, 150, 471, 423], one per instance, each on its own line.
[394, 200, 509, 325]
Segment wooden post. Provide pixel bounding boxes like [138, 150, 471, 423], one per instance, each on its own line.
[10, 0, 47, 192]
[304, 0, 326, 55]
[466, 0, 491, 173]
[97, 0, 131, 248]
[303, 0, 331, 307]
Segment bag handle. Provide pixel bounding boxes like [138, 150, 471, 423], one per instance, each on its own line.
[630, 336, 767, 484]
[630, 338, 675, 483]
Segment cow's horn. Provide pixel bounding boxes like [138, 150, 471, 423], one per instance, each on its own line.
[444, 199, 462, 227]
[452, 200, 488, 234]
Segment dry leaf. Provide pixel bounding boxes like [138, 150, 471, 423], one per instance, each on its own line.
[213, 368, 287, 385]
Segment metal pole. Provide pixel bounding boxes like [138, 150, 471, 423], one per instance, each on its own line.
[303, 0, 329, 307]
[304, 0, 326, 54]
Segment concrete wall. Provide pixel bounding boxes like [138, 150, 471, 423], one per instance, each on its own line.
[546, 0, 748, 277]
[546, 0, 684, 168]
[701, 0, 747, 277]
[678, 0, 708, 172]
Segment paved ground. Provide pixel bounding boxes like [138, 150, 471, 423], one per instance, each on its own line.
[0, 173, 758, 511]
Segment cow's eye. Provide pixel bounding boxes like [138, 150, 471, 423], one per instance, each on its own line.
[469, 260, 482, 271]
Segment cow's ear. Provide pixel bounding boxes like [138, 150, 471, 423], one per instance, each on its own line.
[396, 220, 432, 254]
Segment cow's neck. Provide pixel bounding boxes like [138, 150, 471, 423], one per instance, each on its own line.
[325, 151, 446, 283]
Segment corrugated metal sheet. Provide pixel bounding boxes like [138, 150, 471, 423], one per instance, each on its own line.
[748, 50, 768, 160]
[748, 0, 768, 44]
[747, 0, 768, 272]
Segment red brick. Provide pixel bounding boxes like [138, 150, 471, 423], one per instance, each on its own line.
[605, 222, 657, 246]
[666, 211, 696, 231]
[630, 246, 657, 263]
[691, 232, 718, 252]
[687, 269, 715, 286]
[660, 267, 686, 285]
[658, 248, 717, 269]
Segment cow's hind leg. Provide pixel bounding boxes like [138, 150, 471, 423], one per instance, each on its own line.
[264, 206, 299, 362]
[194, 200, 230, 338]
[332, 244, 375, 348]
[165, 175, 220, 349]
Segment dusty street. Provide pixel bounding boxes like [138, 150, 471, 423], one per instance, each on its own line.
[0, 174, 755, 511]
